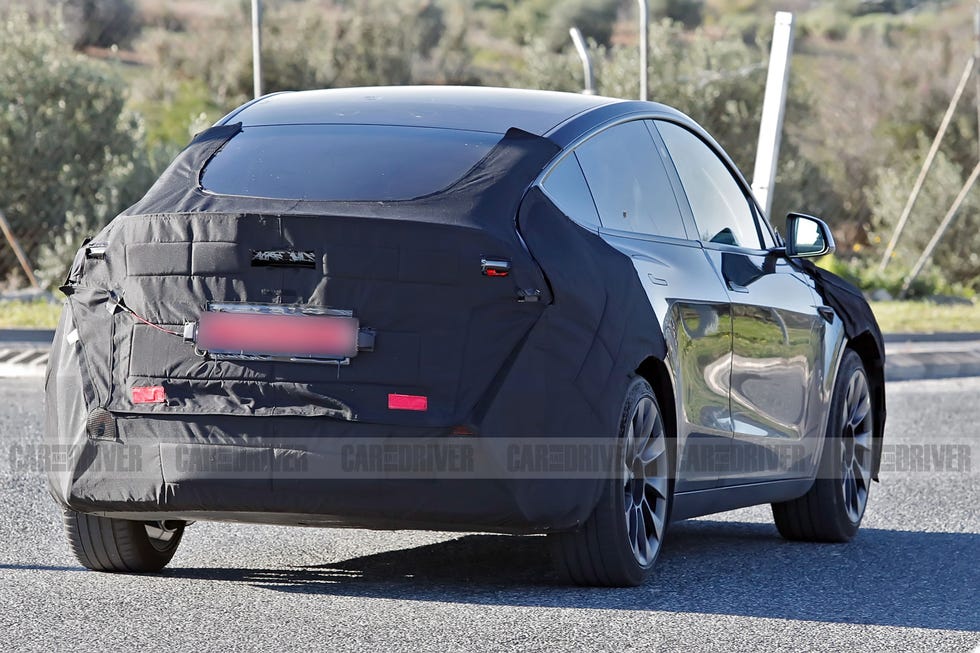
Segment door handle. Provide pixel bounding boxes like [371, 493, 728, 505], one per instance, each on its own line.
[816, 305, 835, 323]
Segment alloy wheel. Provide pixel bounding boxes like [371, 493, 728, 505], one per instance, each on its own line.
[840, 369, 873, 524]
[623, 396, 670, 567]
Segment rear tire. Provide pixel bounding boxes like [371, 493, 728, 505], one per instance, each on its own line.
[772, 348, 874, 542]
[63, 508, 184, 573]
[549, 377, 672, 586]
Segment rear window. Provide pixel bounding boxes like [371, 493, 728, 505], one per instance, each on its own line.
[200, 124, 501, 201]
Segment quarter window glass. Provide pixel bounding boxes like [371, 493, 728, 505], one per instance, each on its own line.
[541, 153, 600, 229]
[574, 121, 687, 239]
[656, 121, 762, 249]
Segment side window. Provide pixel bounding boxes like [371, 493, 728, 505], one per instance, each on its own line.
[574, 121, 688, 240]
[541, 152, 601, 229]
[656, 121, 762, 249]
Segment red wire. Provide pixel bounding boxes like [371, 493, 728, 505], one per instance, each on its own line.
[127, 309, 182, 337]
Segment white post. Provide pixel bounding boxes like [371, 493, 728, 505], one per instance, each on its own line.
[569, 28, 596, 95]
[637, 0, 648, 102]
[251, 0, 263, 99]
[751, 12, 795, 218]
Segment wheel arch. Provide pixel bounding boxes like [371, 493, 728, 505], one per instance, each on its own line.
[846, 330, 886, 481]
[635, 355, 679, 480]
[635, 356, 676, 441]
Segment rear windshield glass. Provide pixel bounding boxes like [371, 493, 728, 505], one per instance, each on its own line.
[200, 124, 501, 201]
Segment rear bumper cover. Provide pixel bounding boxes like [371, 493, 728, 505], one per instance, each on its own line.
[50, 430, 603, 533]
[45, 303, 611, 533]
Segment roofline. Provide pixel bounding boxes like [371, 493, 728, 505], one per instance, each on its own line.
[213, 86, 624, 135]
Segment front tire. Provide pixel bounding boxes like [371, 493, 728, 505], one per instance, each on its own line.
[63, 508, 184, 573]
[772, 348, 874, 542]
[549, 377, 672, 586]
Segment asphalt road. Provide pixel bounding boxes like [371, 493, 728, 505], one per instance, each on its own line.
[1, 377, 977, 652]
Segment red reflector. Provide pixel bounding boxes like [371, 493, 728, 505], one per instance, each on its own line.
[485, 269, 508, 277]
[132, 386, 166, 404]
[197, 311, 358, 359]
[388, 393, 428, 411]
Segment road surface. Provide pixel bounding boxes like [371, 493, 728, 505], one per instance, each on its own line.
[0, 377, 977, 652]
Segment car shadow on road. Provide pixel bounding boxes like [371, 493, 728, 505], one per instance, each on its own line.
[160, 519, 978, 631]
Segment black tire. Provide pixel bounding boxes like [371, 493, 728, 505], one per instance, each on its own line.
[63, 508, 184, 573]
[549, 377, 673, 587]
[772, 348, 874, 542]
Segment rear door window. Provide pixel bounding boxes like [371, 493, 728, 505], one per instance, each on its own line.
[201, 124, 501, 201]
[574, 120, 688, 240]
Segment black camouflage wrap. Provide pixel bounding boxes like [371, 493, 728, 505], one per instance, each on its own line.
[796, 260, 887, 479]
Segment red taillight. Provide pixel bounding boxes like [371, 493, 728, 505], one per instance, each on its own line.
[388, 393, 428, 411]
[132, 385, 166, 404]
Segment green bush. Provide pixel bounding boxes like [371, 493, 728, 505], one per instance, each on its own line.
[797, 5, 852, 41]
[817, 254, 969, 299]
[0, 12, 153, 287]
[867, 142, 980, 292]
[504, 0, 619, 50]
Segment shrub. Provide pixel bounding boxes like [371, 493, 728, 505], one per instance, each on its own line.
[141, 0, 460, 110]
[505, 0, 619, 50]
[867, 142, 980, 292]
[0, 13, 153, 287]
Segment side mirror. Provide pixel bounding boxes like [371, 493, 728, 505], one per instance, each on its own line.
[785, 213, 835, 258]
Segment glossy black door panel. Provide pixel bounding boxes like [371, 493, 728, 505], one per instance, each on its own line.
[708, 250, 824, 482]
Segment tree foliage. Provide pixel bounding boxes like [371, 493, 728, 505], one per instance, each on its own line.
[0, 13, 152, 286]
[868, 142, 980, 292]
[503, 0, 620, 50]
[142, 0, 460, 109]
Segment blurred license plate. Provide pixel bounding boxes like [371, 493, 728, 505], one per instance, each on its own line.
[197, 307, 359, 360]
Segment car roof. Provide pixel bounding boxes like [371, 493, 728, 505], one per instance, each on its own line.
[219, 86, 624, 136]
